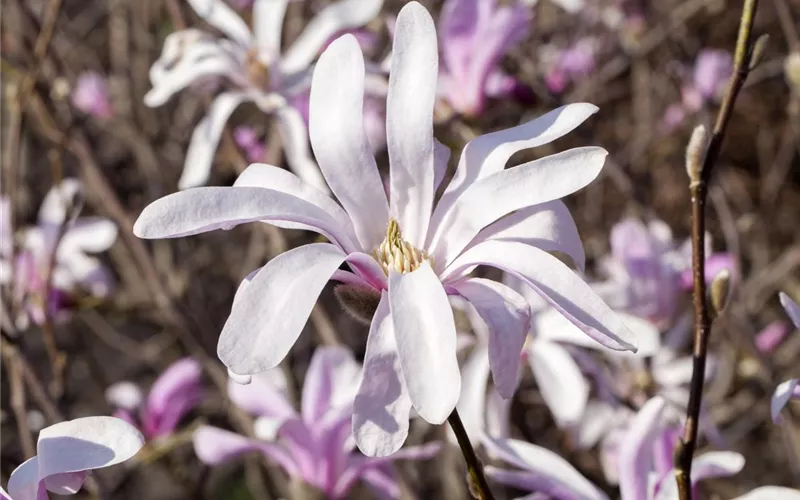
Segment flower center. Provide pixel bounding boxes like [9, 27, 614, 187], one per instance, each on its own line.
[373, 219, 431, 275]
[246, 49, 270, 90]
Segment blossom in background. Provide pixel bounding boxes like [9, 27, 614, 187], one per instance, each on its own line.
[3, 416, 143, 500]
[71, 72, 113, 119]
[0, 180, 118, 330]
[134, 2, 637, 457]
[436, 0, 531, 116]
[663, 49, 733, 130]
[771, 292, 800, 423]
[105, 358, 203, 440]
[233, 126, 266, 162]
[193, 347, 440, 498]
[144, 0, 384, 189]
[542, 38, 596, 94]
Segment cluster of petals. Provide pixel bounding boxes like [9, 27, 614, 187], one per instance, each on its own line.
[0, 180, 117, 330]
[144, 0, 384, 189]
[105, 357, 203, 440]
[193, 346, 440, 498]
[3, 417, 143, 500]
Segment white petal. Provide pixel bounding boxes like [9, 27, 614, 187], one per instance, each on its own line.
[301, 345, 361, 423]
[39, 179, 82, 226]
[732, 487, 800, 500]
[280, 0, 385, 75]
[527, 340, 588, 426]
[386, 2, 438, 247]
[252, 0, 288, 59]
[771, 379, 799, 423]
[105, 381, 144, 411]
[353, 292, 413, 457]
[59, 218, 118, 253]
[143, 55, 241, 107]
[274, 104, 330, 192]
[455, 278, 530, 398]
[780, 292, 800, 328]
[218, 243, 346, 374]
[187, 0, 253, 46]
[309, 34, 388, 249]
[654, 452, 745, 500]
[431, 147, 607, 266]
[389, 262, 460, 424]
[434, 138, 451, 192]
[446, 240, 638, 352]
[179, 92, 249, 189]
[7, 457, 40, 500]
[617, 396, 666, 500]
[455, 343, 491, 444]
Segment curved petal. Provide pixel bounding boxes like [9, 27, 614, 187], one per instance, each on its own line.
[732, 487, 800, 500]
[527, 340, 589, 426]
[617, 396, 667, 500]
[192, 425, 299, 475]
[353, 292, 413, 457]
[386, 2, 438, 247]
[434, 138, 451, 192]
[143, 55, 241, 107]
[43, 471, 87, 495]
[280, 0, 385, 75]
[39, 179, 82, 226]
[252, 0, 288, 59]
[446, 240, 637, 352]
[309, 34, 388, 249]
[187, 0, 253, 47]
[7, 457, 41, 500]
[60, 218, 118, 253]
[179, 92, 249, 189]
[780, 292, 800, 328]
[301, 346, 361, 424]
[145, 357, 203, 435]
[655, 452, 745, 500]
[389, 263, 460, 424]
[133, 186, 357, 253]
[431, 147, 607, 266]
[218, 243, 346, 374]
[455, 343, 491, 444]
[454, 278, 530, 398]
[274, 104, 330, 193]
[771, 379, 799, 423]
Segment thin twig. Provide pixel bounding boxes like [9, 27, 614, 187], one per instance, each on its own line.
[4, 350, 36, 458]
[448, 410, 495, 500]
[673, 1, 761, 498]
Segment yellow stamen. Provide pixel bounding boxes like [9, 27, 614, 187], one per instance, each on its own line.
[373, 219, 432, 275]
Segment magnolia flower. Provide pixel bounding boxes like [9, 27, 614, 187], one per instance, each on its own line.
[105, 357, 203, 440]
[3, 416, 144, 500]
[437, 0, 531, 116]
[144, 0, 384, 189]
[193, 347, 440, 498]
[771, 292, 800, 423]
[663, 49, 733, 130]
[0, 181, 117, 330]
[71, 72, 113, 119]
[543, 38, 596, 94]
[134, 2, 637, 456]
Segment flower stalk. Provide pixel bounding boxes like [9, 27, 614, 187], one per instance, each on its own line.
[448, 409, 495, 500]
[673, 1, 761, 498]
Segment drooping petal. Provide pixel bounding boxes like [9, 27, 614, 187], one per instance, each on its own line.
[7, 457, 41, 500]
[218, 243, 346, 375]
[431, 147, 607, 266]
[771, 379, 799, 423]
[455, 343, 491, 444]
[301, 346, 361, 424]
[192, 425, 299, 475]
[280, 0, 385, 75]
[252, 0, 288, 59]
[617, 396, 667, 500]
[309, 34, 388, 249]
[446, 240, 638, 352]
[389, 263, 460, 424]
[353, 292, 413, 457]
[186, 0, 253, 47]
[780, 292, 800, 328]
[454, 278, 530, 398]
[386, 2, 438, 247]
[179, 92, 249, 189]
[527, 340, 589, 427]
[274, 104, 331, 192]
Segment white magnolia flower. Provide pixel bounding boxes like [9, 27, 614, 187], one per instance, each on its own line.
[144, 0, 384, 189]
[134, 2, 636, 457]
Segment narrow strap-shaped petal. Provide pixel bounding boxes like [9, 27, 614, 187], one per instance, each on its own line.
[353, 292, 413, 457]
[445, 240, 637, 352]
[527, 340, 589, 427]
[438, 0, 480, 81]
[654, 452, 745, 500]
[274, 104, 331, 193]
[454, 278, 530, 398]
[301, 346, 361, 425]
[454, 343, 491, 445]
[780, 292, 800, 328]
[252, 0, 288, 60]
[309, 34, 388, 249]
[218, 243, 347, 375]
[389, 263, 460, 424]
[144, 53, 242, 108]
[59, 218, 117, 254]
[144, 357, 203, 435]
[771, 378, 799, 423]
[617, 396, 667, 500]
[386, 2, 438, 247]
[192, 425, 299, 476]
[187, 0, 253, 47]
[38, 179, 82, 226]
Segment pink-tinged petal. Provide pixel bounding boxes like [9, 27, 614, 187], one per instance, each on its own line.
[186, 0, 253, 46]
[218, 243, 346, 375]
[446, 240, 638, 352]
[617, 396, 667, 500]
[780, 292, 800, 328]
[389, 263, 460, 424]
[527, 340, 588, 426]
[144, 357, 203, 436]
[71, 72, 113, 119]
[484, 69, 518, 98]
[42, 471, 87, 495]
[755, 321, 790, 354]
[455, 343, 491, 444]
[693, 50, 733, 99]
[133, 187, 357, 252]
[358, 467, 400, 500]
[346, 252, 389, 290]
[771, 379, 799, 423]
[336, 443, 441, 497]
[274, 103, 331, 193]
[192, 425, 299, 475]
[0, 486, 12, 500]
[252, 0, 288, 59]
[353, 292, 413, 457]
[280, 0, 384, 75]
[469, 201, 586, 272]
[455, 278, 530, 398]
[483, 437, 608, 500]
[309, 34, 388, 249]
[386, 2, 438, 247]
[180, 92, 249, 189]
[302, 346, 360, 424]
[105, 381, 144, 411]
[433, 147, 606, 267]
[7, 457, 41, 500]
[228, 366, 297, 423]
[732, 487, 800, 500]
[438, 0, 479, 80]
[431, 103, 598, 235]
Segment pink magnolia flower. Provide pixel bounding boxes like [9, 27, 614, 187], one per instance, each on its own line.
[437, 0, 532, 116]
[771, 293, 800, 423]
[105, 358, 203, 440]
[3, 417, 143, 500]
[663, 49, 733, 130]
[0, 181, 117, 330]
[543, 38, 596, 94]
[233, 126, 267, 162]
[71, 72, 113, 119]
[144, 0, 384, 189]
[134, 2, 636, 457]
[193, 347, 440, 498]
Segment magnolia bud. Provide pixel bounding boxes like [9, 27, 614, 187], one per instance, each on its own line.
[334, 284, 381, 325]
[710, 268, 732, 317]
[685, 125, 708, 188]
[784, 52, 800, 95]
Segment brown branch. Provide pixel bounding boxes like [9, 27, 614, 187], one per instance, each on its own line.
[448, 410, 495, 500]
[4, 349, 36, 458]
[673, 1, 761, 498]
